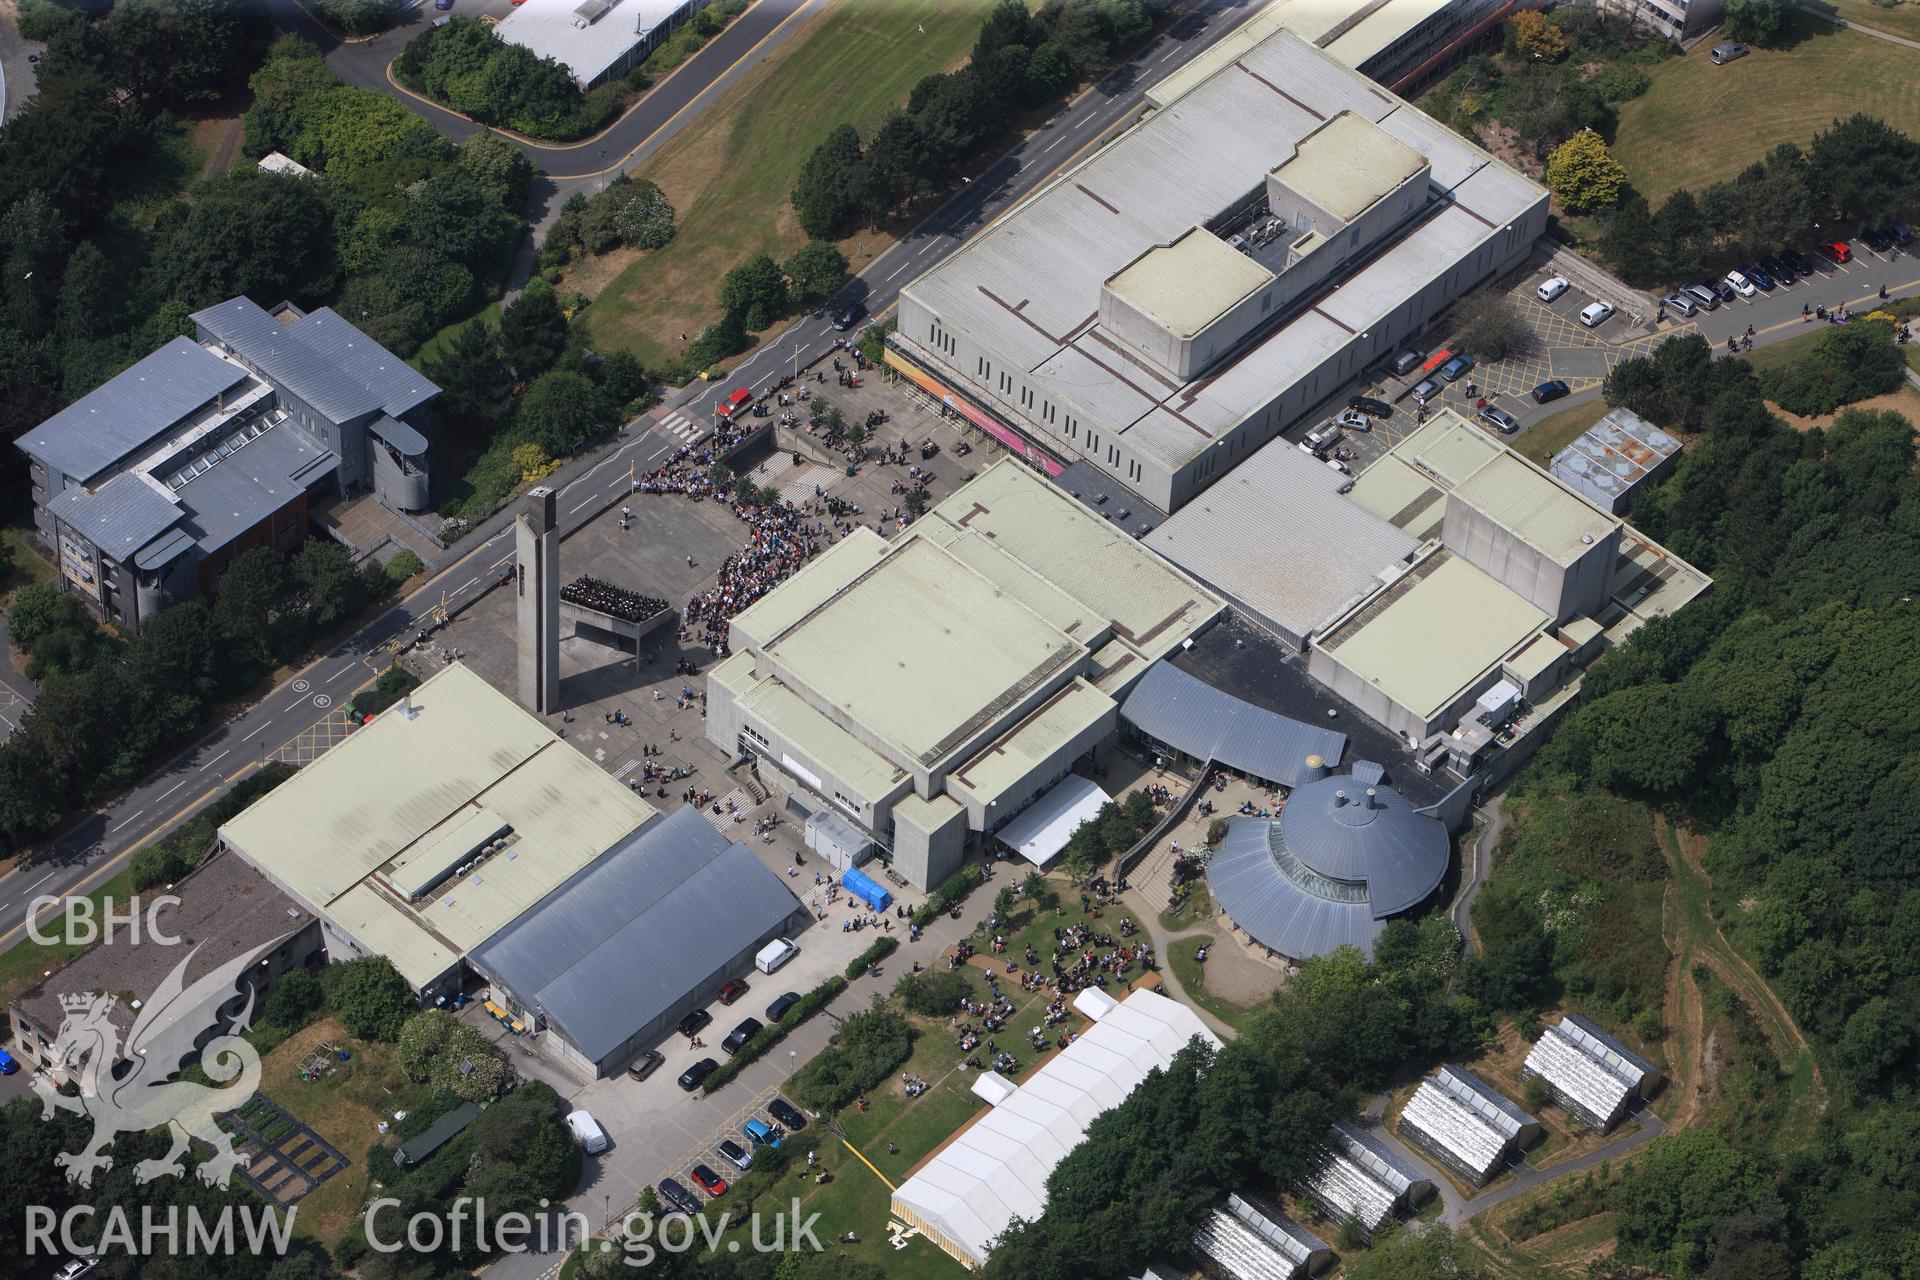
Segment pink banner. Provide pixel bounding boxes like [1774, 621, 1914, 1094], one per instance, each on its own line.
[885, 352, 1067, 477]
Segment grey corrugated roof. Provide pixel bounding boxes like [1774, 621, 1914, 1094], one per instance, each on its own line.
[135, 527, 198, 570]
[371, 414, 429, 457]
[1333, 1120, 1429, 1196]
[1207, 817, 1379, 959]
[46, 475, 184, 558]
[1279, 774, 1449, 917]
[18, 338, 249, 481]
[176, 419, 337, 553]
[193, 299, 437, 423]
[468, 806, 800, 1063]
[1119, 661, 1346, 787]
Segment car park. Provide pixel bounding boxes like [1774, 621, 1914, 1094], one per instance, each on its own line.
[690, 1164, 729, 1197]
[717, 978, 750, 1006]
[1861, 227, 1895, 253]
[1347, 395, 1392, 418]
[1532, 379, 1570, 404]
[678, 1009, 712, 1038]
[1335, 409, 1371, 433]
[717, 1138, 754, 1171]
[1736, 263, 1775, 290]
[1784, 247, 1818, 274]
[1662, 291, 1696, 317]
[566, 1110, 610, 1155]
[1819, 240, 1852, 263]
[1723, 271, 1756, 298]
[743, 1117, 782, 1147]
[765, 991, 801, 1022]
[768, 1097, 808, 1130]
[722, 1017, 764, 1056]
[1759, 253, 1795, 284]
[1710, 278, 1737, 302]
[1710, 41, 1749, 64]
[658, 1178, 703, 1216]
[1478, 403, 1520, 434]
[1412, 377, 1443, 402]
[1390, 349, 1424, 375]
[1536, 276, 1570, 303]
[1438, 353, 1475, 382]
[677, 1058, 719, 1091]
[1579, 300, 1616, 328]
[628, 1049, 666, 1081]
[1682, 284, 1720, 311]
[1303, 422, 1342, 453]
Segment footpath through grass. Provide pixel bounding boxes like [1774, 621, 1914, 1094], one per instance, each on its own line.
[582, 0, 997, 366]
[1819, 0, 1920, 40]
[1516, 398, 1608, 468]
[1611, 15, 1920, 201]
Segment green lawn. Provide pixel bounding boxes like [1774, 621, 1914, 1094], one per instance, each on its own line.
[1819, 0, 1920, 40]
[1166, 935, 1262, 1032]
[1517, 398, 1610, 468]
[411, 300, 502, 370]
[3, 524, 55, 592]
[0, 868, 139, 1011]
[1612, 15, 1920, 202]
[582, 0, 998, 366]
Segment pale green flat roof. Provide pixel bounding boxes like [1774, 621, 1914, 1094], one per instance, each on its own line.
[947, 679, 1116, 809]
[765, 537, 1084, 769]
[1347, 454, 1446, 539]
[220, 663, 656, 988]
[1507, 632, 1566, 682]
[1322, 552, 1545, 719]
[737, 668, 908, 805]
[1272, 112, 1426, 221]
[1452, 452, 1618, 567]
[1399, 414, 1503, 489]
[729, 528, 889, 651]
[1106, 228, 1275, 340]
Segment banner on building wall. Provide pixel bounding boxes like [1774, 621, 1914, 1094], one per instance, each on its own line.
[884, 350, 1068, 478]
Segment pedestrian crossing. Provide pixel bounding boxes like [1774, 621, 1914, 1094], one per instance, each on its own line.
[657, 410, 706, 445]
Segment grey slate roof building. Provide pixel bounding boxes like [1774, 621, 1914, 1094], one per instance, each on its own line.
[1120, 661, 1349, 789]
[1206, 768, 1450, 960]
[467, 805, 805, 1079]
[18, 297, 438, 630]
[1397, 1065, 1539, 1187]
[1303, 1121, 1431, 1238]
[1520, 1013, 1663, 1132]
[1191, 1193, 1334, 1280]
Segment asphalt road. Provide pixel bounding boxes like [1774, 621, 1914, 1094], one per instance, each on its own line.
[0, 0, 1270, 951]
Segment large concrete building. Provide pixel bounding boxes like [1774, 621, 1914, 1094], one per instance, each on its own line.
[706, 460, 1223, 889]
[888, 25, 1548, 514]
[18, 297, 437, 630]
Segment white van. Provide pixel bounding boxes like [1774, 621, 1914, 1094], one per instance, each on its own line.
[755, 938, 798, 975]
[1579, 300, 1615, 328]
[1536, 276, 1570, 303]
[566, 1110, 610, 1155]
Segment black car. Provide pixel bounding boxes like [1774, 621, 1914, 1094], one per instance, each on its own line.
[658, 1178, 702, 1216]
[716, 1138, 754, 1171]
[765, 991, 801, 1023]
[1758, 253, 1795, 284]
[722, 1017, 765, 1057]
[767, 1097, 807, 1131]
[1861, 226, 1896, 253]
[1531, 380, 1570, 405]
[677, 1057, 719, 1091]
[1710, 278, 1738, 303]
[832, 304, 865, 331]
[1784, 247, 1818, 275]
[1737, 262, 1775, 290]
[1346, 395, 1393, 419]
[677, 1009, 712, 1039]
[628, 1049, 666, 1081]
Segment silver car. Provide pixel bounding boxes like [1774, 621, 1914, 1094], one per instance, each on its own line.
[1662, 291, 1697, 317]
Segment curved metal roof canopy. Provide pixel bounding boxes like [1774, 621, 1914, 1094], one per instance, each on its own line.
[1119, 661, 1346, 787]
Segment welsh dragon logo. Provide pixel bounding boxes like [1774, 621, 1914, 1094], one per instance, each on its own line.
[32, 942, 272, 1189]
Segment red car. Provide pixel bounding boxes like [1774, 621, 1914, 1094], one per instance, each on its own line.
[689, 1164, 728, 1197]
[717, 387, 752, 418]
[717, 978, 750, 1005]
[1818, 239, 1852, 264]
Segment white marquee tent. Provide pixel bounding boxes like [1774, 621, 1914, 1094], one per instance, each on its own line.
[892, 987, 1220, 1268]
[994, 774, 1112, 866]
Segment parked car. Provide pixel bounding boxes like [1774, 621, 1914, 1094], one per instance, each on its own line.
[1390, 349, 1424, 375]
[1478, 403, 1520, 434]
[658, 1178, 702, 1216]
[717, 1138, 754, 1171]
[689, 1164, 729, 1197]
[1579, 300, 1616, 328]
[1736, 262, 1775, 290]
[1438, 353, 1475, 382]
[1347, 395, 1393, 418]
[677, 1009, 712, 1038]
[1532, 379, 1570, 405]
[765, 991, 801, 1022]
[1723, 270, 1757, 298]
[628, 1049, 666, 1081]
[1759, 253, 1795, 284]
[1892, 223, 1913, 245]
[1682, 283, 1721, 311]
[768, 1097, 808, 1131]
[1662, 291, 1697, 317]
[677, 1058, 719, 1091]
[566, 1110, 610, 1155]
[1335, 409, 1372, 433]
[53, 1262, 98, 1280]
[1412, 376, 1443, 402]
[434, 0, 453, 9]
[742, 1117, 782, 1148]
[1709, 41, 1749, 64]
[717, 978, 749, 1006]
[0, 1047, 18, 1075]
[1783, 247, 1818, 274]
[1819, 239, 1852, 263]
[1536, 275, 1571, 303]
[722, 1017, 765, 1056]
[1710, 278, 1738, 302]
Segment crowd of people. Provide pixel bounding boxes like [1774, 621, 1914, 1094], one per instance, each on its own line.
[675, 499, 823, 655]
[559, 576, 667, 623]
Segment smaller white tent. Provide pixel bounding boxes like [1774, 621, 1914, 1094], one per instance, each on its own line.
[995, 775, 1111, 866]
